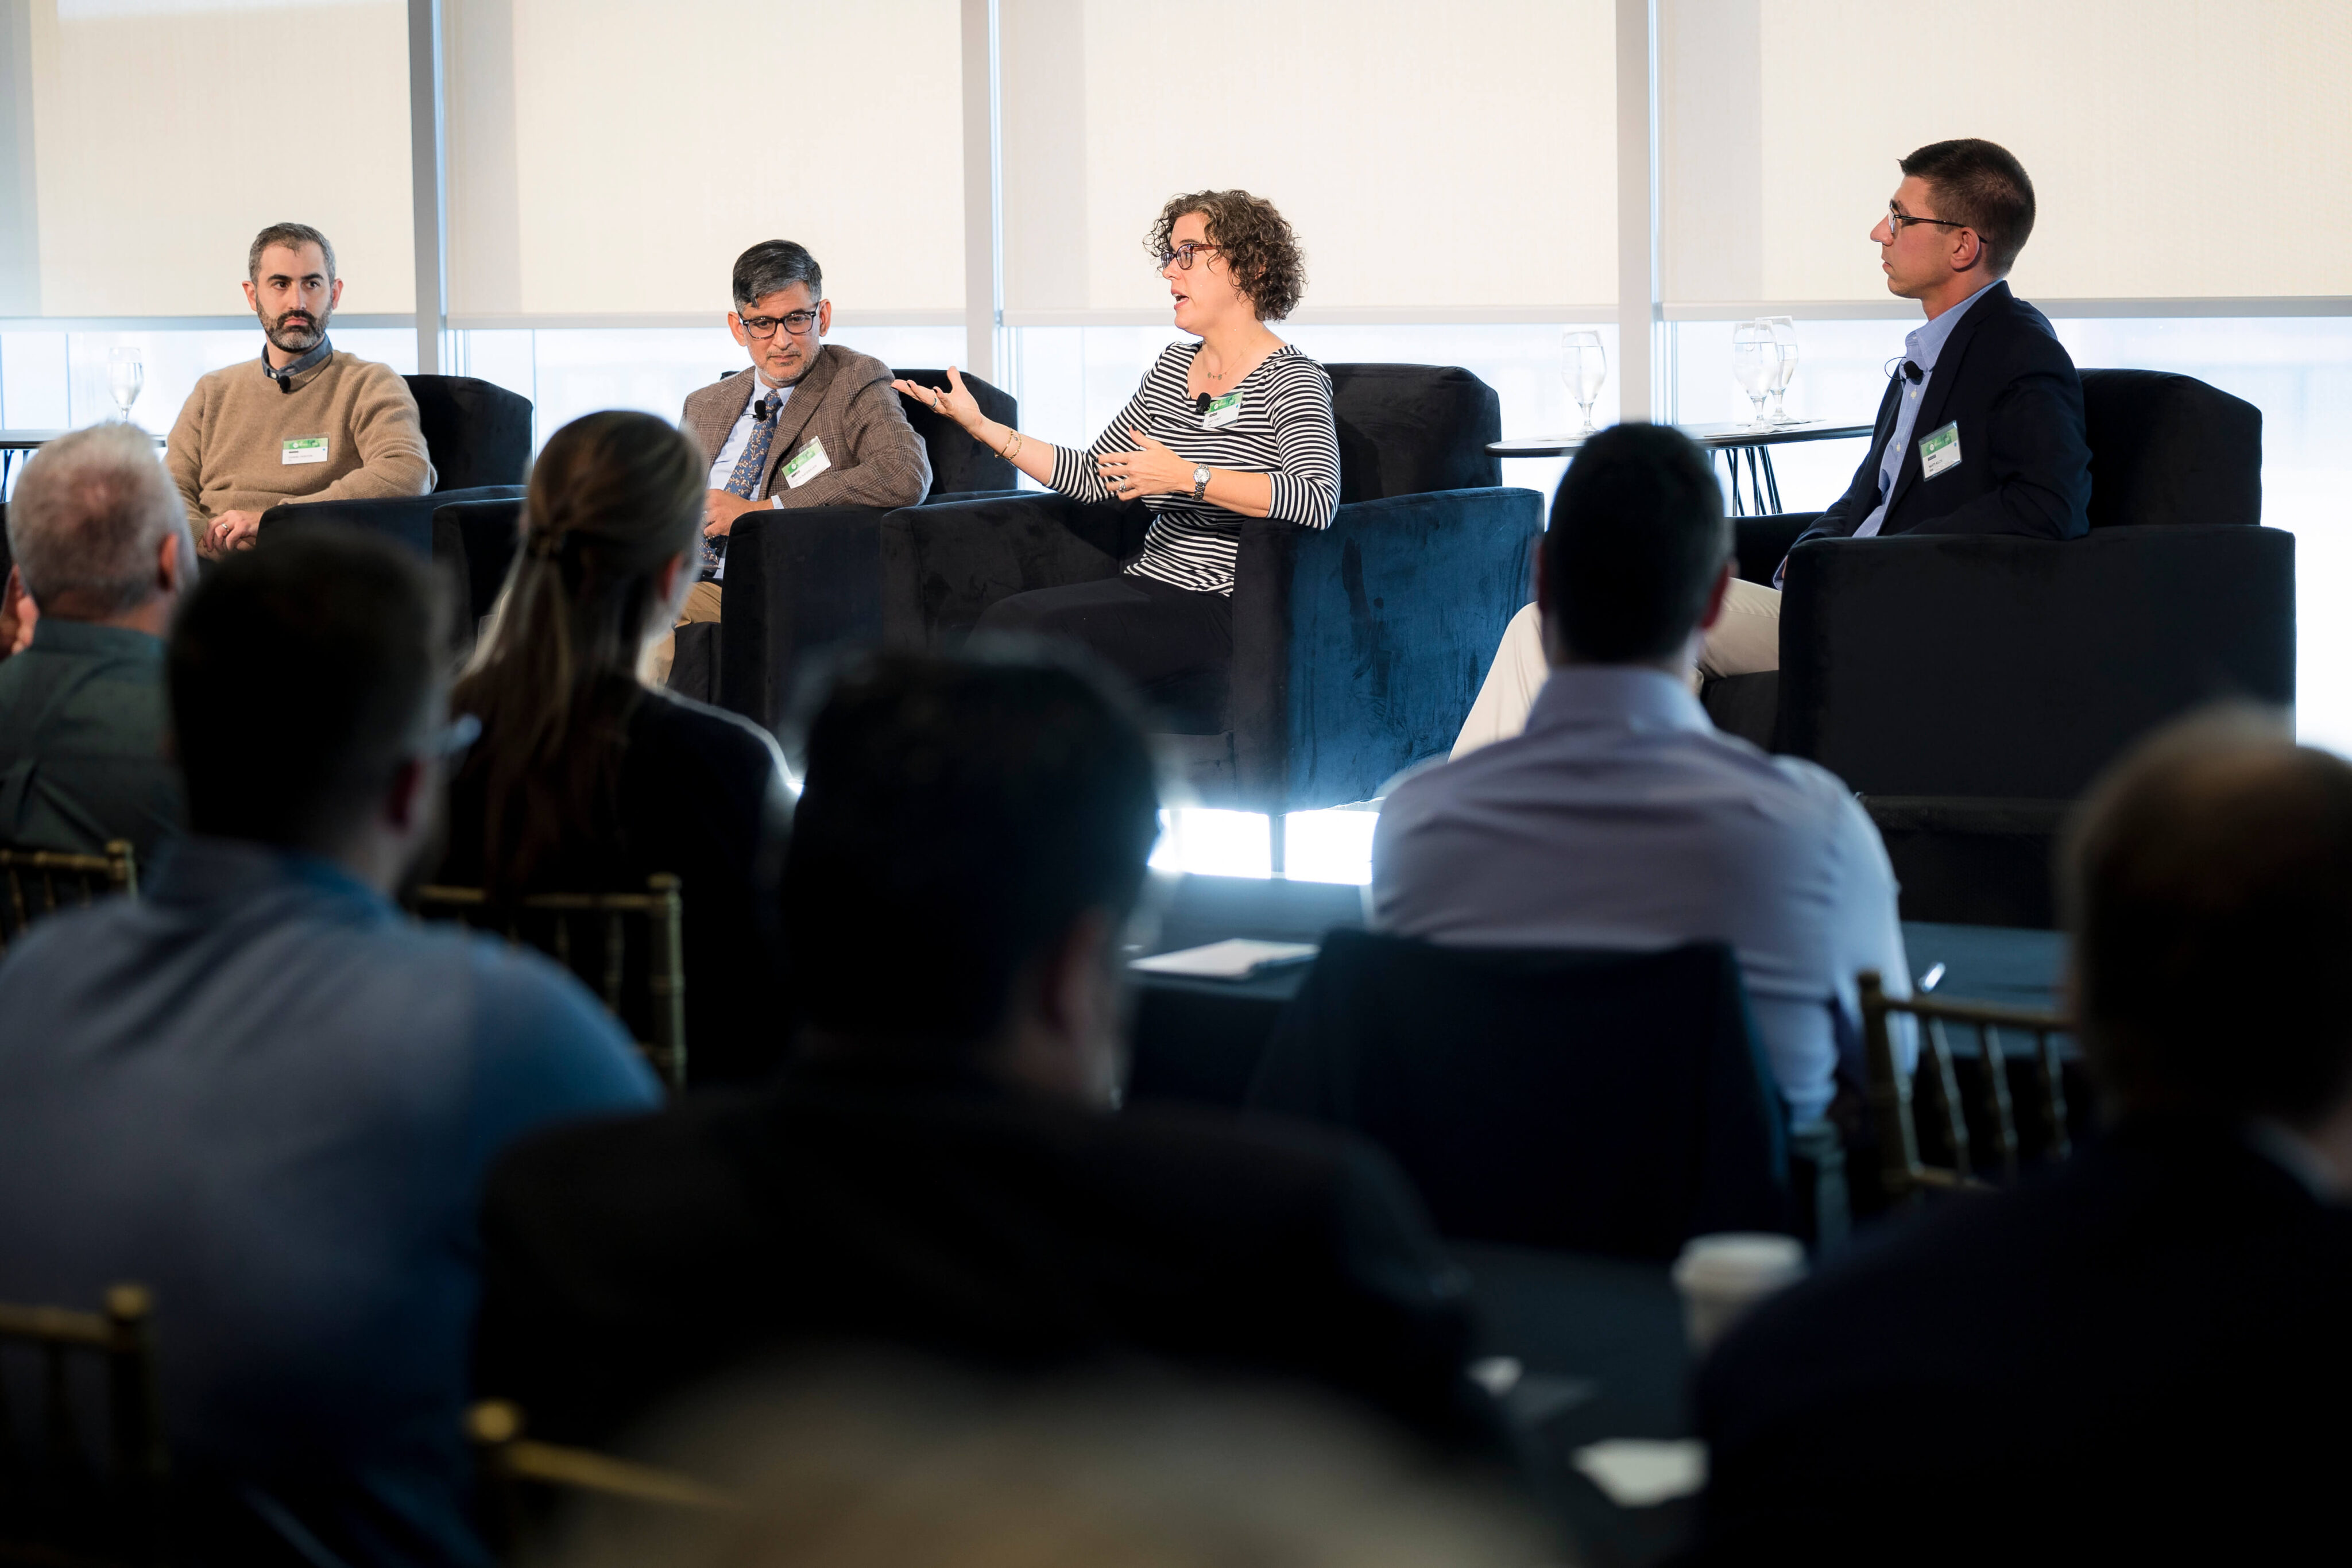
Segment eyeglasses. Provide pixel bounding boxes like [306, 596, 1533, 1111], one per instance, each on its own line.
[1886, 202, 1967, 239]
[1156, 242, 1221, 271]
[738, 307, 822, 339]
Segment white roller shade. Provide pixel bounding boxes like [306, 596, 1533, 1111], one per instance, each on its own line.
[1662, 0, 2352, 309]
[444, 0, 965, 320]
[11, 0, 415, 318]
[1001, 0, 1617, 321]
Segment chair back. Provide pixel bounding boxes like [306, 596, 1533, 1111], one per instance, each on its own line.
[468, 1400, 732, 1559]
[403, 374, 536, 492]
[1248, 930, 1790, 1259]
[2077, 369, 2261, 531]
[1859, 969, 2073, 1208]
[0, 839, 136, 955]
[435, 495, 526, 631]
[891, 368, 1019, 498]
[413, 876, 688, 1090]
[1325, 365, 1503, 502]
[0, 1284, 168, 1562]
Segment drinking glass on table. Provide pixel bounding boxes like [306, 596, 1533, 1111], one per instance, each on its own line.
[1765, 316, 1798, 424]
[109, 347, 144, 424]
[1560, 329, 1607, 434]
[1731, 321, 1775, 428]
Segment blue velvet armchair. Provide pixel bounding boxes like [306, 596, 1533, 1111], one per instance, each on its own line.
[873, 364, 1544, 817]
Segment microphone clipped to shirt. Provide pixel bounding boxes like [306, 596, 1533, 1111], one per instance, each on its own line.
[753, 393, 780, 425]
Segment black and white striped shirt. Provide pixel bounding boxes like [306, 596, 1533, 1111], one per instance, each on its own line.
[1048, 342, 1340, 595]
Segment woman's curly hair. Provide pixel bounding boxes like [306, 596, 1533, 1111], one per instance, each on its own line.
[1146, 190, 1306, 321]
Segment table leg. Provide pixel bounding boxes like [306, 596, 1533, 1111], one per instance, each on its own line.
[1760, 446, 1782, 513]
[1718, 449, 1749, 517]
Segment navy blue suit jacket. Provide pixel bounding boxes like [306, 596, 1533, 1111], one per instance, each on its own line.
[1797, 281, 2091, 549]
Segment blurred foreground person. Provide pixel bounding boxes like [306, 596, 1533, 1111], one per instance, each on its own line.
[477, 648, 1479, 1451]
[1695, 707, 2352, 1563]
[0, 530, 658, 1566]
[0, 423, 195, 858]
[543, 1358, 1554, 1568]
[439, 411, 794, 1085]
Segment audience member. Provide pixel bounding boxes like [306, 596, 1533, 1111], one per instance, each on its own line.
[0, 529, 659, 1567]
[662, 239, 933, 682]
[440, 410, 794, 1086]
[1372, 424, 1910, 1126]
[906, 190, 1339, 733]
[548, 1358, 1553, 1568]
[0, 423, 192, 860]
[1459, 138, 2090, 746]
[1695, 708, 2352, 1562]
[168, 222, 434, 557]
[476, 648, 1477, 1453]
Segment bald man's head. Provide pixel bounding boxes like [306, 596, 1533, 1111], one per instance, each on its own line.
[2065, 708, 2352, 1125]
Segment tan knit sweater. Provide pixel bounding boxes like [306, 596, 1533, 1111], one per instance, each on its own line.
[166, 350, 435, 526]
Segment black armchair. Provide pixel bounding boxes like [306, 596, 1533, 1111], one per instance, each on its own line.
[875, 365, 1542, 816]
[1758, 369, 2289, 925]
[891, 367, 1019, 500]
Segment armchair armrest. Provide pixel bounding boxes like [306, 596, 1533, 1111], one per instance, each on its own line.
[260, 485, 524, 560]
[1780, 525, 2294, 798]
[877, 493, 1150, 652]
[717, 506, 889, 734]
[1231, 487, 1542, 812]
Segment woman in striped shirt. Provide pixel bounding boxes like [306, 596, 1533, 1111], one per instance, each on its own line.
[898, 189, 1340, 730]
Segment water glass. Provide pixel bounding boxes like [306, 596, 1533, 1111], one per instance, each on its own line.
[1560, 330, 1607, 434]
[109, 347, 145, 423]
[1765, 316, 1798, 423]
[1731, 322, 1775, 428]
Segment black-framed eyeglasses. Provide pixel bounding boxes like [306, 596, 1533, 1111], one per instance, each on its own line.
[1156, 242, 1221, 271]
[1886, 202, 1966, 239]
[739, 307, 823, 339]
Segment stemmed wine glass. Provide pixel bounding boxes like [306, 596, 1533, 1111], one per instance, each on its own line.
[109, 347, 145, 424]
[1765, 316, 1798, 424]
[1560, 330, 1607, 435]
[1731, 321, 1775, 428]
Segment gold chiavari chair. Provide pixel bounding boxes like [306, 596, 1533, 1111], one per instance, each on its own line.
[1859, 969, 2074, 1209]
[466, 1400, 733, 1562]
[0, 1284, 168, 1565]
[0, 839, 137, 955]
[413, 877, 687, 1090]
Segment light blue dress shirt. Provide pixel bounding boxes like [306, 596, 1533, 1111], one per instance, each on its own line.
[1854, 278, 1999, 539]
[1371, 667, 1912, 1124]
[0, 838, 661, 1566]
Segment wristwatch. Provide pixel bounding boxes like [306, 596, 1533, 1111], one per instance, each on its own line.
[1192, 464, 1211, 501]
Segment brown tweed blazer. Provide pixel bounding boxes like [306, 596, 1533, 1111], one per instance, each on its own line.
[680, 344, 931, 509]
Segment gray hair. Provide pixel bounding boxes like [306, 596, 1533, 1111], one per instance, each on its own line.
[731, 240, 823, 312]
[248, 222, 337, 283]
[6, 424, 192, 616]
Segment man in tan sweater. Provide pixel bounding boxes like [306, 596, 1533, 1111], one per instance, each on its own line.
[167, 223, 434, 557]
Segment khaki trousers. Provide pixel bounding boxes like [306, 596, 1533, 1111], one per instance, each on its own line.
[642, 579, 724, 688]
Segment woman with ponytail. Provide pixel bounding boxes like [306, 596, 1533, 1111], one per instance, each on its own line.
[438, 410, 792, 1085]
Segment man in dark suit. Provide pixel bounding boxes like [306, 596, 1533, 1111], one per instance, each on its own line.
[1692, 707, 2352, 1562]
[1699, 139, 2092, 677]
[474, 648, 1480, 1452]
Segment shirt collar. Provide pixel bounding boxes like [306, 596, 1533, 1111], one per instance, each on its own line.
[1522, 663, 1715, 739]
[25, 617, 164, 661]
[147, 834, 389, 917]
[261, 334, 335, 390]
[1902, 278, 1998, 374]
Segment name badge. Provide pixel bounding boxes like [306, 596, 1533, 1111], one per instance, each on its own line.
[1200, 390, 1243, 430]
[782, 437, 830, 489]
[281, 436, 329, 466]
[1918, 421, 1961, 479]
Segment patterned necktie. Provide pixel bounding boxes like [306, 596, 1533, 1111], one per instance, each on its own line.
[706, 393, 778, 572]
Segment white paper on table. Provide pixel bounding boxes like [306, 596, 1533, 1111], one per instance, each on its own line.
[1128, 938, 1319, 981]
[1570, 1439, 1709, 1508]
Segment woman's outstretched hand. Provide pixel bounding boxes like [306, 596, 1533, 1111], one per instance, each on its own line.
[892, 366, 986, 434]
[1097, 429, 1194, 500]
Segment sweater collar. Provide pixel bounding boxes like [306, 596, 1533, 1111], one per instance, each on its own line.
[261, 334, 335, 392]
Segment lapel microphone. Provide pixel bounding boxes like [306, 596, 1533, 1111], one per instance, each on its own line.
[755, 393, 778, 425]
[1901, 360, 1923, 383]
[1194, 392, 1212, 415]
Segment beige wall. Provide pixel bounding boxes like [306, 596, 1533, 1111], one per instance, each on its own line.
[444, 0, 964, 319]
[28, 0, 415, 317]
[1002, 0, 1618, 318]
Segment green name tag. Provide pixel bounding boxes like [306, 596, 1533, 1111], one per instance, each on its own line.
[782, 437, 831, 489]
[1201, 390, 1243, 430]
[281, 436, 329, 466]
[1918, 420, 1961, 479]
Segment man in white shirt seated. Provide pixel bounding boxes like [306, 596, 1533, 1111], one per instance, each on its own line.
[1370, 423, 1910, 1126]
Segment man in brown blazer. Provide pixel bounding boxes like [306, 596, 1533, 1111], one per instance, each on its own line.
[658, 239, 932, 682]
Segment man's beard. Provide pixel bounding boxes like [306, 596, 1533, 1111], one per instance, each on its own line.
[265, 307, 329, 354]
